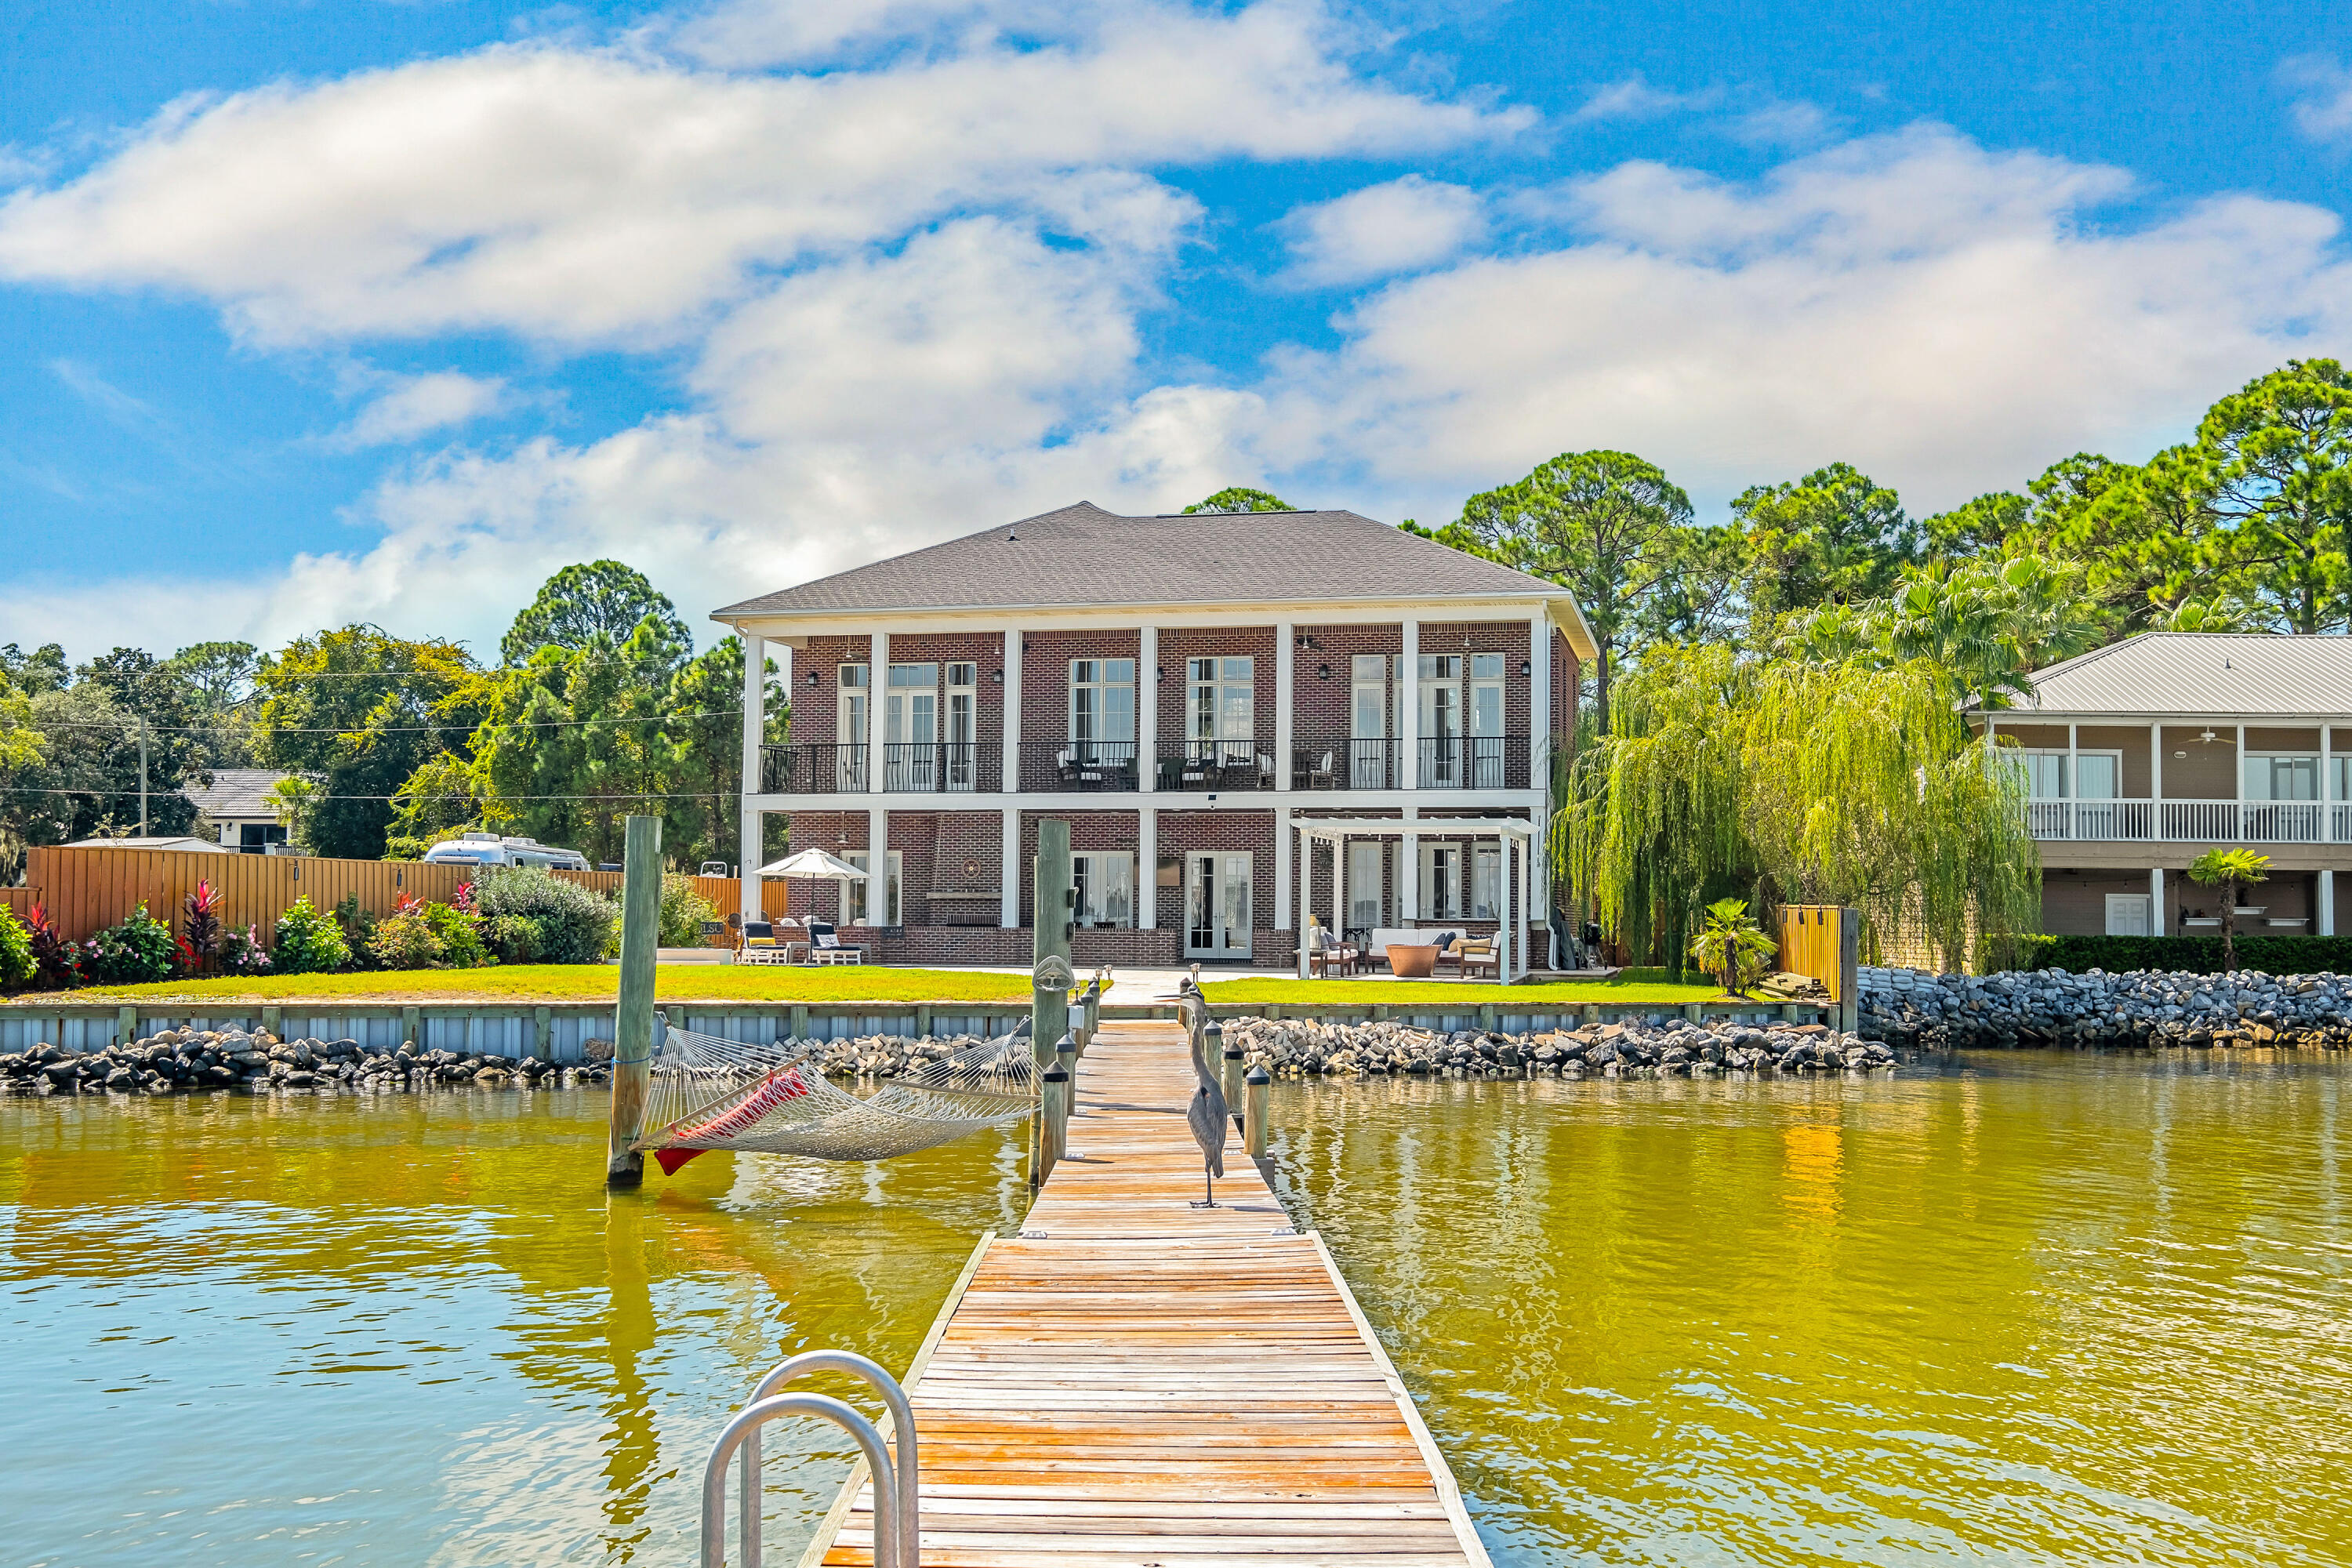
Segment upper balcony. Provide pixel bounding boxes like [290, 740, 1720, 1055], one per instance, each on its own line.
[2027, 797, 2352, 844]
[756, 733, 1536, 797]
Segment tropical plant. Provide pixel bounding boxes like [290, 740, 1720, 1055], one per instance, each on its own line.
[24, 902, 79, 989]
[85, 903, 177, 985]
[2187, 848, 2271, 971]
[422, 900, 489, 967]
[330, 891, 379, 959]
[266, 774, 321, 848]
[1688, 898, 1777, 996]
[659, 873, 721, 947]
[484, 913, 545, 964]
[367, 909, 445, 969]
[274, 896, 353, 975]
[470, 868, 618, 964]
[0, 906, 35, 991]
[180, 879, 225, 973]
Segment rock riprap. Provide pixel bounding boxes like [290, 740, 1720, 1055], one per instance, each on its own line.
[1858, 965, 2352, 1049]
[1218, 1015, 1892, 1078]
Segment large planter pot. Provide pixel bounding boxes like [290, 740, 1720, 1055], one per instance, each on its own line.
[1388, 942, 1440, 978]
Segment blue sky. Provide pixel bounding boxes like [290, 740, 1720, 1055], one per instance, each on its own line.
[3, 0, 2349, 659]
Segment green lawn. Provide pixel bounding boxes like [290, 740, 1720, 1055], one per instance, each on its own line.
[13, 965, 1035, 1006]
[1200, 977, 1733, 1006]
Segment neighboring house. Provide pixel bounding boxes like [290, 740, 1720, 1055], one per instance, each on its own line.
[715, 502, 1597, 969]
[1973, 633, 2352, 938]
[183, 768, 296, 854]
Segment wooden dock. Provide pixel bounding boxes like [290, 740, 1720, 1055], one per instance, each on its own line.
[798, 1018, 1490, 1567]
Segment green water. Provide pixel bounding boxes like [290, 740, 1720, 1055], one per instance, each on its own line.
[4, 1054, 2348, 1565]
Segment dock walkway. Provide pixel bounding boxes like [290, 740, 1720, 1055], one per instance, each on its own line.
[800, 1018, 1490, 1566]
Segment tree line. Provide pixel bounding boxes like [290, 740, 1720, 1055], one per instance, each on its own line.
[0, 561, 786, 876]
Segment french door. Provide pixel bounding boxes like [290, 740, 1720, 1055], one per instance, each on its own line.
[1185, 851, 1253, 960]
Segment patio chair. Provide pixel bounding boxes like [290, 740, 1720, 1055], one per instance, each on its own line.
[1443, 935, 1499, 979]
[1305, 923, 1357, 979]
[1300, 748, 1335, 789]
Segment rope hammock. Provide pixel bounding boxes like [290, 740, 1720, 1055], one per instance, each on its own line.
[634, 1025, 1037, 1173]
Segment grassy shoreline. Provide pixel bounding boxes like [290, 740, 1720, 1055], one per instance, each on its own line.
[5, 964, 1034, 1006]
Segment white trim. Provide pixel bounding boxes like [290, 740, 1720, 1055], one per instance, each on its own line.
[1276, 619, 1294, 801]
[999, 808, 1019, 928]
[867, 630, 887, 795]
[1137, 806, 1157, 929]
[2322, 867, 2336, 937]
[865, 804, 888, 920]
[723, 595, 1588, 645]
[740, 633, 766, 921]
[1000, 629, 1021, 781]
[1139, 625, 1158, 794]
[1398, 619, 1419, 793]
[739, 787, 1544, 813]
[1275, 804, 1292, 931]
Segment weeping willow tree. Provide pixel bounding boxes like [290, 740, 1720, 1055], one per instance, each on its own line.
[1559, 647, 2038, 973]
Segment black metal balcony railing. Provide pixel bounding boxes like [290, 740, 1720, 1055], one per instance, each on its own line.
[1157, 740, 1277, 792]
[1291, 737, 1396, 790]
[760, 742, 866, 793]
[1019, 739, 1139, 793]
[1417, 735, 1529, 790]
[883, 742, 1001, 793]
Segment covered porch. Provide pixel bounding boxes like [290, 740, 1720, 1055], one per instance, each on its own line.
[1290, 815, 1541, 984]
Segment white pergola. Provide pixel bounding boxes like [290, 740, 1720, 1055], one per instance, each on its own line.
[1290, 817, 1540, 985]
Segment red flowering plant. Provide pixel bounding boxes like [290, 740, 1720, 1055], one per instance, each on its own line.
[180, 880, 226, 975]
[25, 903, 81, 990]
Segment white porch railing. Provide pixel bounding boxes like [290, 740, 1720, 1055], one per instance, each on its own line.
[2031, 798, 2339, 844]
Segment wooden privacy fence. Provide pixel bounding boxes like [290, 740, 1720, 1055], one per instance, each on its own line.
[1780, 903, 1860, 1031]
[13, 845, 781, 947]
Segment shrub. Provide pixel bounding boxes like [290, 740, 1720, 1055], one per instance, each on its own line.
[274, 896, 353, 975]
[24, 904, 79, 989]
[485, 913, 545, 964]
[1972, 932, 2059, 975]
[0, 907, 35, 992]
[85, 903, 177, 985]
[219, 924, 272, 975]
[472, 869, 618, 964]
[2018, 933, 2352, 976]
[659, 873, 722, 947]
[180, 880, 226, 974]
[422, 900, 490, 967]
[331, 893, 379, 964]
[368, 909, 445, 969]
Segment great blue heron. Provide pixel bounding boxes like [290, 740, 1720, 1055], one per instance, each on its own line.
[1179, 978, 1225, 1207]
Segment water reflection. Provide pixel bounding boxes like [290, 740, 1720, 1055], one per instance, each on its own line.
[1270, 1051, 2352, 1567]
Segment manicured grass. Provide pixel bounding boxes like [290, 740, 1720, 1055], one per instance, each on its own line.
[10, 965, 1035, 1006]
[1200, 977, 1733, 1006]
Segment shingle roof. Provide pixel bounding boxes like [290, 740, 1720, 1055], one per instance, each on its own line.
[183, 768, 293, 821]
[714, 502, 1592, 649]
[1993, 633, 2352, 720]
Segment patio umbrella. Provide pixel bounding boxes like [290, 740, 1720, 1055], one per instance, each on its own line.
[753, 848, 869, 924]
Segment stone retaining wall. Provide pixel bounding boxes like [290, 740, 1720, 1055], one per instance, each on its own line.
[1857, 965, 2352, 1049]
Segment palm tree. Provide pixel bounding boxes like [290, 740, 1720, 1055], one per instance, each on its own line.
[1689, 898, 1777, 996]
[2188, 848, 2270, 971]
[266, 774, 320, 853]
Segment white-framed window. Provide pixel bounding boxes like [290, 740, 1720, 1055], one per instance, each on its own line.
[841, 849, 902, 925]
[1071, 851, 1135, 928]
[1350, 655, 1388, 786]
[1189, 656, 1254, 762]
[2333, 754, 2351, 804]
[2005, 749, 2120, 798]
[945, 662, 977, 789]
[1070, 659, 1137, 760]
[884, 662, 938, 790]
[1469, 653, 1505, 788]
[1418, 655, 1462, 786]
[1345, 840, 1385, 929]
[1419, 840, 1464, 919]
[1471, 843, 1502, 920]
[2245, 753, 2320, 800]
[837, 662, 869, 789]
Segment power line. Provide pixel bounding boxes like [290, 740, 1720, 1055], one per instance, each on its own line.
[0, 786, 739, 802]
[12, 707, 753, 736]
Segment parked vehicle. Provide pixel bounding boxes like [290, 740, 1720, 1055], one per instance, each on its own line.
[420, 833, 593, 871]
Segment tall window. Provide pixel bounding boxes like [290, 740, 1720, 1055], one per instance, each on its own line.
[836, 663, 868, 790]
[1346, 840, 1385, 929]
[1418, 655, 1461, 786]
[1351, 655, 1387, 787]
[842, 850, 902, 925]
[884, 662, 938, 790]
[1471, 844, 1502, 920]
[1071, 851, 1135, 927]
[1190, 656, 1254, 765]
[2246, 753, 2320, 800]
[1419, 840, 1463, 919]
[1070, 659, 1136, 761]
[945, 662, 977, 790]
[1468, 652, 1504, 787]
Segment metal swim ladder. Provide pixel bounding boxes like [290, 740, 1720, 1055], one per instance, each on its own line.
[700, 1348, 920, 1568]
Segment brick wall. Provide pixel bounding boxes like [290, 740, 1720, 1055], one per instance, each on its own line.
[1553, 626, 1580, 749]
[1419, 620, 1534, 734]
[1155, 626, 1278, 746]
[791, 633, 1004, 746]
[1292, 623, 1402, 744]
[925, 810, 1003, 927]
[1020, 630, 1143, 789]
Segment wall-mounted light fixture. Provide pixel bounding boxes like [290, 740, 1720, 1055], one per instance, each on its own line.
[991, 669, 1003, 684]
[1317, 663, 1330, 680]
[1519, 659, 1532, 676]
[806, 670, 820, 687]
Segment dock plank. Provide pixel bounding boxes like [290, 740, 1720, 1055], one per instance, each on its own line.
[793, 1019, 1488, 1568]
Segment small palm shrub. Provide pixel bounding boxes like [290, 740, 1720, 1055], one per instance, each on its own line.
[86, 904, 177, 985]
[1688, 898, 1777, 996]
[472, 869, 618, 964]
[274, 896, 353, 975]
[0, 907, 35, 992]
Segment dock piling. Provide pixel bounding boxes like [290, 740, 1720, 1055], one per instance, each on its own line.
[1245, 1063, 1271, 1159]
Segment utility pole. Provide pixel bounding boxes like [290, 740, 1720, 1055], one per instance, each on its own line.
[137, 719, 149, 837]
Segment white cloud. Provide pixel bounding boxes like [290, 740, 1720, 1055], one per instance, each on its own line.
[335, 371, 511, 446]
[1269, 127, 2352, 518]
[1726, 100, 1834, 149]
[1570, 76, 1709, 124]
[1275, 175, 1484, 288]
[0, 5, 1524, 348]
[2281, 56, 2352, 145]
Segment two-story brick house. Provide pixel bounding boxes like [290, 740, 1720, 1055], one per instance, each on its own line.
[1976, 633, 2352, 937]
[715, 502, 1596, 969]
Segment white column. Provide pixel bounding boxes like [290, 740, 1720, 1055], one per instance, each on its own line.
[1276, 619, 1294, 794]
[2236, 723, 2246, 837]
[739, 632, 766, 924]
[2067, 722, 2078, 840]
[1138, 805, 1156, 931]
[2151, 720, 2163, 841]
[2325, 724, 2335, 844]
[1275, 804, 1292, 932]
[1399, 805, 1419, 922]
[999, 808, 1020, 928]
[1001, 629, 1021, 793]
[1495, 837, 1511, 985]
[1529, 610, 1550, 788]
[1296, 824, 1312, 979]
[1139, 625, 1158, 794]
[868, 630, 887, 795]
[1399, 619, 1420, 791]
[1519, 829, 1534, 977]
[2151, 866, 2165, 936]
[2321, 868, 2336, 937]
[866, 804, 887, 927]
